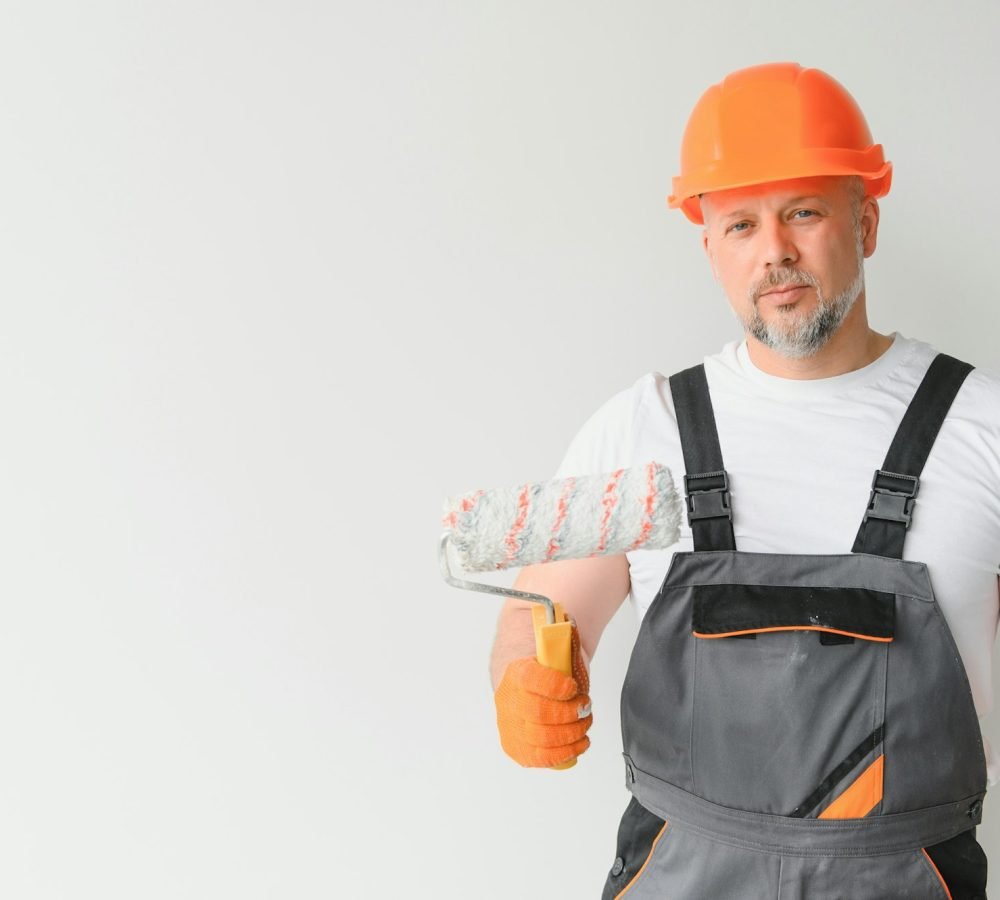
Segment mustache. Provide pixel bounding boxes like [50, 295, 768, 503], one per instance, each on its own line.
[750, 268, 820, 303]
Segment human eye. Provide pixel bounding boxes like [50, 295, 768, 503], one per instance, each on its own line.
[791, 209, 818, 220]
[726, 221, 751, 234]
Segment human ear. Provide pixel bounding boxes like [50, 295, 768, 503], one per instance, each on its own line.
[861, 197, 880, 259]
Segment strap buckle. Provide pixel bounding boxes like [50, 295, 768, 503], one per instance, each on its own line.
[684, 470, 732, 526]
[863, 470, 920, 528]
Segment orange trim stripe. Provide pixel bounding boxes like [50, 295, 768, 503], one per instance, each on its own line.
[693, 625, 893, 643]
[614, 821, 669, 899]
[819, 754, 884, 819]
[921, 848, 953, 900]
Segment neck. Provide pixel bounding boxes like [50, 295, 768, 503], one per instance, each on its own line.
[743, 295, 894, 380]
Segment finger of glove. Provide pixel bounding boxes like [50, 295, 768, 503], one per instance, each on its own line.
[500, 657, 581, 701]
[502, 733, 591, 768]
[519, 713, 593, 748]
[496, 672, 592, 724]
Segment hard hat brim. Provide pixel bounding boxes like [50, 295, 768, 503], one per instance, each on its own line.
[668, 153, 892, 226]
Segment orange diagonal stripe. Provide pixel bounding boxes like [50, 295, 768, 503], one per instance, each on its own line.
[819, 754, 884, 820]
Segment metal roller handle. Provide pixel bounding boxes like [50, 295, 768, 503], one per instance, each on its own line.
[438, 533, 557, 624]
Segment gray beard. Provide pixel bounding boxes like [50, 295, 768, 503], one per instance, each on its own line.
[739, 249, 865, 360]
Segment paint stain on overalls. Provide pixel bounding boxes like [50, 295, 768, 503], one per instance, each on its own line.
[603, 355, 988, 900]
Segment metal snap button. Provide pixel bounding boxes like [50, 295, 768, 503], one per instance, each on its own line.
[611, 857, 625, 877]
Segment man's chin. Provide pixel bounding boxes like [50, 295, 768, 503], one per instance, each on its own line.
[745, 318, 832, 359]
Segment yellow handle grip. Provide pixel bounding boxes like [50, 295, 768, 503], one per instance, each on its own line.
[531, 603, 576, 770]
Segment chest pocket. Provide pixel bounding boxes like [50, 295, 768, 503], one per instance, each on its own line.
[690, 582, 892, 815]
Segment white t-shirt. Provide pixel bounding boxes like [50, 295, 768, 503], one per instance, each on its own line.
[556, 333, 1000, 783]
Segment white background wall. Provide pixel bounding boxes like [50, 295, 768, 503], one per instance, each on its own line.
[0, 2, 997, 897]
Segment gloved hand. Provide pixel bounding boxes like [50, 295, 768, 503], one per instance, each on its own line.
[494, 625, 592, 768]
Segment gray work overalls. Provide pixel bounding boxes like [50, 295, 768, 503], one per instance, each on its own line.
[603, 355, 989, 900]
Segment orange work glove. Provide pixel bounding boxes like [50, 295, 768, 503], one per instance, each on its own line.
[494, 626, 592, 768]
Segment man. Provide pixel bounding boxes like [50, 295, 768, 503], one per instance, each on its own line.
[490, 63, 999, 898]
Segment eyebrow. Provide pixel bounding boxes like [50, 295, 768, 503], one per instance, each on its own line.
[784, 195, 832, 207]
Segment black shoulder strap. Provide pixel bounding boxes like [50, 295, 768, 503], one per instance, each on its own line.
[669, 364, 736, 552]
[852, 353, 974, 559]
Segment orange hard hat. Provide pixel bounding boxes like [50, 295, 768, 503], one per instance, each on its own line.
[668, 62, 892, 225]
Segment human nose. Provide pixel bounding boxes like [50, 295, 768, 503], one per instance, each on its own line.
[759, 219, 798, 268]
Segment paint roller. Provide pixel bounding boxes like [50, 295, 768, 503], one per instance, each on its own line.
[440, 461, 682, 767]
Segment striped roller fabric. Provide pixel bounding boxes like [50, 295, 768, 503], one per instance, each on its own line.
[442, 461, 681, 573]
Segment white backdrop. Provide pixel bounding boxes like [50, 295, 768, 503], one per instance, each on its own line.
[0, 2, 997, 897]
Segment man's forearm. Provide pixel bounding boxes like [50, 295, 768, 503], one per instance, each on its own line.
[490, 600, 595, 691]
[489, 555, 627, 689]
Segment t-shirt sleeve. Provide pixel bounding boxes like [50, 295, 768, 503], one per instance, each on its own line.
[553, 381, 643, 479]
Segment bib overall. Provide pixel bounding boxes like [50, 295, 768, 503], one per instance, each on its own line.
[603, 354, 989, 900]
